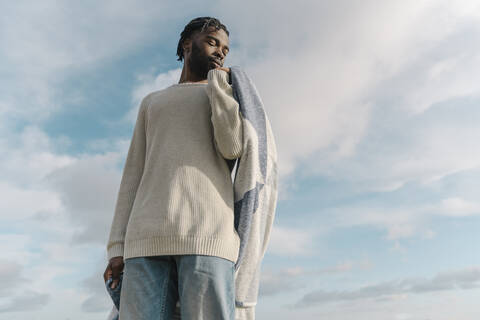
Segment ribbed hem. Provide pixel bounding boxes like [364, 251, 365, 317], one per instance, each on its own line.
[123, 235, 240, 264]
[107, 242, 124, 261]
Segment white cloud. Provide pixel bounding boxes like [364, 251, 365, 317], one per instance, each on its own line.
[0, 235, 38, 263]
[213, 0, 480, 194]
[0, 290, 50, 313]
[268, 225, 319, 256]
[438, 197, 480, 217]
[0, 257, 50, 314]
[0, 116, 125, 318]
[294, 265, 480, 308]
[126, 68, 183, 123]
[0, 260, 28, 298]
[0, 1, 183, 123]
[42, 150, 125, 245]
[125, 1, 480, 195]
[0, 125, 74, 187]
[259, 258, 372, 296]
[0, 181, 62, 221]
[311, 196, 480, 241]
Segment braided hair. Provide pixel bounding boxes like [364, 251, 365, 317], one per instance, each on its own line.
[176, 17, 229, 62]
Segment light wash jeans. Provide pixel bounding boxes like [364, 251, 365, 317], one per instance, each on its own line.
[106, 254, 236, 320]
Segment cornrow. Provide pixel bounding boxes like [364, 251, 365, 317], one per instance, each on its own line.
[176, 17, 229, 62]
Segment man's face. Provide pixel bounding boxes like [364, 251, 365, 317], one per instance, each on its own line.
[185, 27, 230, 79]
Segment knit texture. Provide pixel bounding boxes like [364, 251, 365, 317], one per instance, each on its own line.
[227, 65, 279, 312]
[106, 68, 244, 264]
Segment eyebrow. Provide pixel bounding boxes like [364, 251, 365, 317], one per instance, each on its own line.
[205, 35, 229, 52]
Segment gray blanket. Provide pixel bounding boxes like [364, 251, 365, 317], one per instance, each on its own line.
[228, 65, 279, 315]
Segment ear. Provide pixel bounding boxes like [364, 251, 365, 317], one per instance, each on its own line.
[183, 38, 192, 53]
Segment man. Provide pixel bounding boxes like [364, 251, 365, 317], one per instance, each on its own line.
[103, 17, 242, 319]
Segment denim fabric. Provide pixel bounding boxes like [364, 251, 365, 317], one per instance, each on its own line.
[105, 272, 122, 320]
[107, 254, 235, 320]
[105, 271, 182, 320]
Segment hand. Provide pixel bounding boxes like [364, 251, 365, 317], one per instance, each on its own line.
[103, 256, 124, 289]
[215, 66, 231, 84]
[215, 66, 230, 73]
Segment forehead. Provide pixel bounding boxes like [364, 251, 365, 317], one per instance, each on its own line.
[197, 27, 229, 44]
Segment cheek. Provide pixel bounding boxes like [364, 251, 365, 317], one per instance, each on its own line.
[203, 48, 213, 57]
[201, 44, 215, 55]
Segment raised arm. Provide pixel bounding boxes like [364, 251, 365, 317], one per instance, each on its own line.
[106, 96, 149, 261]
[206, 68, 244, 160]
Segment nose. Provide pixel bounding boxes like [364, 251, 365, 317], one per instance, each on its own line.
[214, 49, 224, 60]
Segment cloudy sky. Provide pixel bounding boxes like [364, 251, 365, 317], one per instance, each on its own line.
[1, 1, 480, 319]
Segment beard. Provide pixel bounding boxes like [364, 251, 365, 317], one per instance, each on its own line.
[188, 41, 216, 79]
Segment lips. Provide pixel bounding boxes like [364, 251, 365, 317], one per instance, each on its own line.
[210, 59, 221, 67]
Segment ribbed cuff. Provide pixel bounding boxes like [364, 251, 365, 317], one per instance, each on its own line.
[208, 68, 230, 86]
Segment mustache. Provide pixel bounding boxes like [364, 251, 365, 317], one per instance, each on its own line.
[209, 57, 222, 66]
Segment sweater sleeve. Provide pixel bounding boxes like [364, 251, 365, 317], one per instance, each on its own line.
[106, 97, 148, 261]
[206, 68, 244, 160]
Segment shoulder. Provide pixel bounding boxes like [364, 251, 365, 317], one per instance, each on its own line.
[140, 88, 172, 109]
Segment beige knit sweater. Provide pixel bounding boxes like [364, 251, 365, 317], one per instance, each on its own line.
[106, 69, 243, 264]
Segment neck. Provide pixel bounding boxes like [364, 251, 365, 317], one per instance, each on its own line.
[178, 64, 207, 84]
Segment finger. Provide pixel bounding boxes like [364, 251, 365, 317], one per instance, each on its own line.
[103, 266, 112, 282]
[216, 66, 229, 72]
[110, 279, 118, 289]
[105, 269, 112, 282]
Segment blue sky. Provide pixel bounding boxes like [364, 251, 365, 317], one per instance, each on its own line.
[1, 1, 480, 319]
